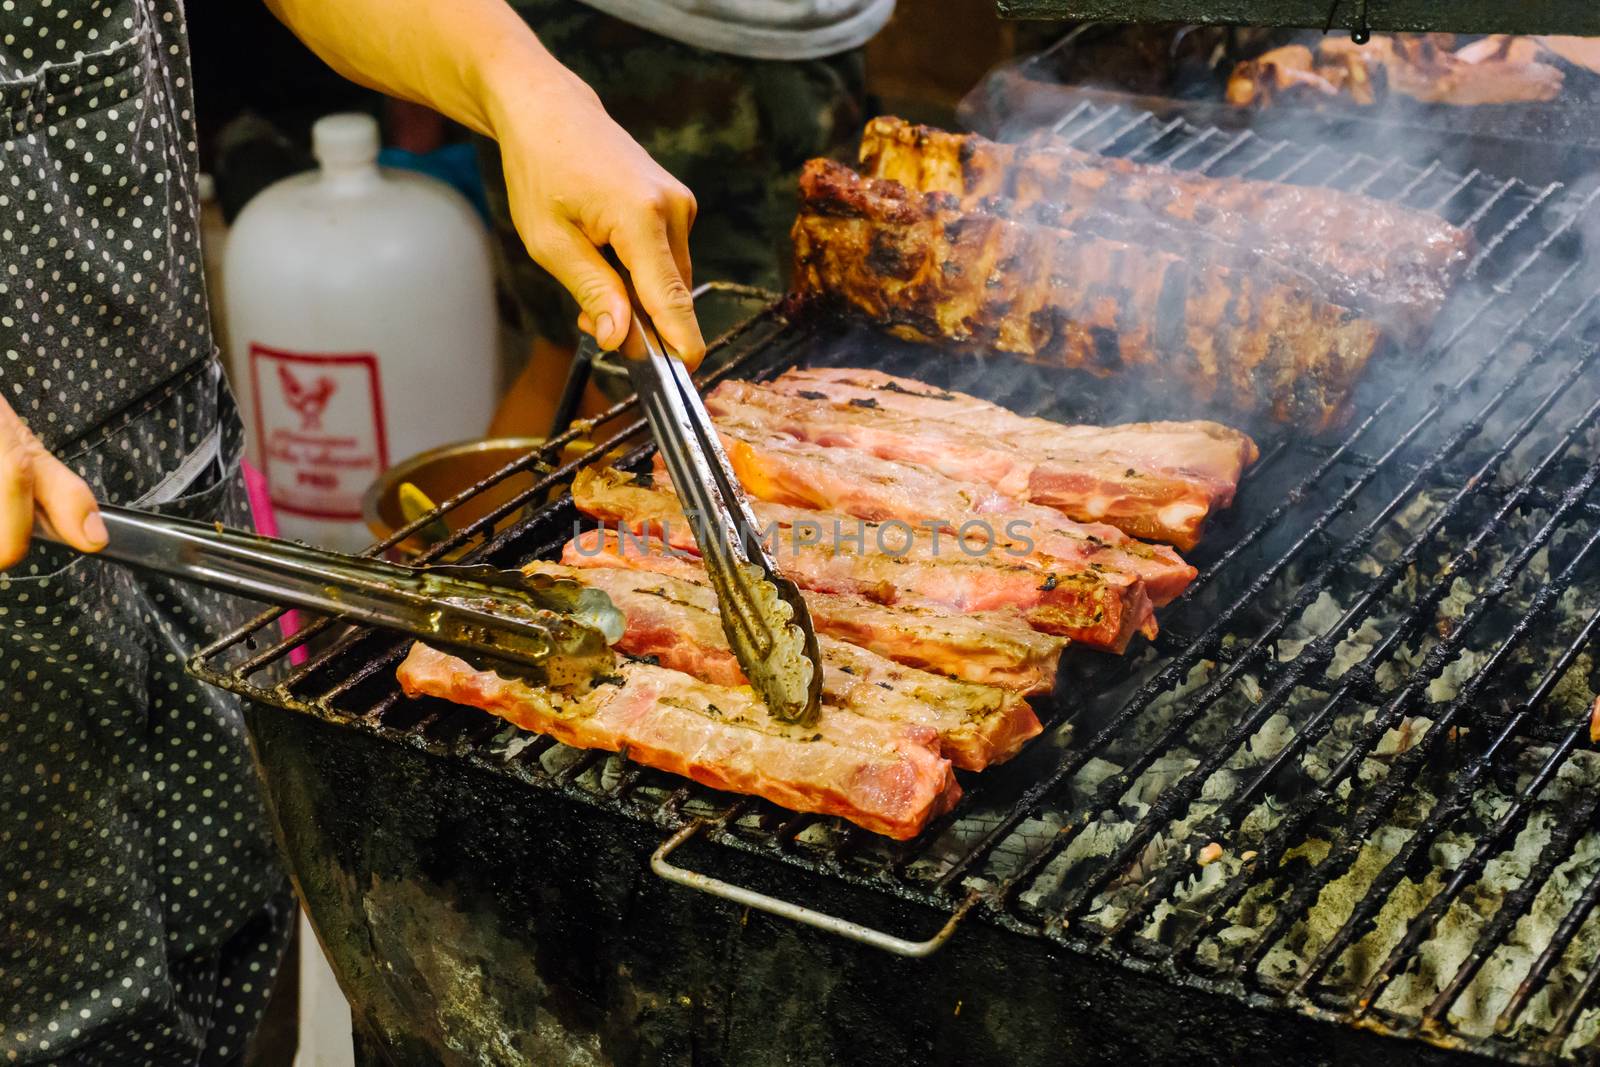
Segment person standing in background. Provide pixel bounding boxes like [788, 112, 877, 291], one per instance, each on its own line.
[0, 0, 702, 1062]
[482, 0, 892, 434]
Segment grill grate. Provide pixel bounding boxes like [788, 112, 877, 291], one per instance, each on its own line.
[195, 100, 1600, 1062]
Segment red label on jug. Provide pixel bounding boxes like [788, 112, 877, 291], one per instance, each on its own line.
[249, 344, 389, 520]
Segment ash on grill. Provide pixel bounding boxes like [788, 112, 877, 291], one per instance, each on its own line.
[196, 83, 1600, 1065]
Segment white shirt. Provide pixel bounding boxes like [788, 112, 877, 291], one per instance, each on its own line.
[579, 0, 895, 60]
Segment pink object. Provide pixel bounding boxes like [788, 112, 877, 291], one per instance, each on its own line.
[242, 459, 309, 666]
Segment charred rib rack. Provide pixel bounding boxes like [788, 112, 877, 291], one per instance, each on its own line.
[792, 157, 1387, 430]
[858, 116, 1471, 340]
[195, 98, 1600, 1064]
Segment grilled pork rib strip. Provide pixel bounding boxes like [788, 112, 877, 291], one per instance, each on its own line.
[858, 116, 1468, 343]
[773, 367, 1259, 503]
[561, 515, 1065, 692]
[699, 420, 1196, 605]
[527, 560, 1043, 769]
[791, 157, 1384, 431]
[398, 645, 960, 840]
[574, 468, 1153, 652]
[707, 376, 1257, 550]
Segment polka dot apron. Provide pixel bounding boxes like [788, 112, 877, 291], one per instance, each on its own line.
[0, 2, 294, 1064]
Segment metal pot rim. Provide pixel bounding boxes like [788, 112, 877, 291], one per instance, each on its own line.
[361, 436, 547, 535]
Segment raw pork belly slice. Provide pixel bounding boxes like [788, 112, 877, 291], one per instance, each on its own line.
[699, 421, 1197, 605]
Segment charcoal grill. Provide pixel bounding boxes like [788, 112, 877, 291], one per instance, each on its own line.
[199, 95, 1600, 1065]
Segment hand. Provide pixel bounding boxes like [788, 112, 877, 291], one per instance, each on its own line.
[0, 397, 106, 568]
[488, 74, 705, 368]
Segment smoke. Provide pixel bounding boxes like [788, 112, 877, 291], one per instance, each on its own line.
[930, 26, 1600, 449]
[886, 25, 1600, 1052]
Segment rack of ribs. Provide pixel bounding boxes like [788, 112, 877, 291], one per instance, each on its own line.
[857, 116, 1469, 345]
[706, 373, 1257, 550]
[525, 560, 1044, 770]
[572, 467, 1153, 652]
[397, 644, 961, 840]
[791, 157, 1385, 431]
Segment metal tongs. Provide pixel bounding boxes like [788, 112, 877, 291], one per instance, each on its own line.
[43, 506, 626, 689]
[613, 266, 824, 726]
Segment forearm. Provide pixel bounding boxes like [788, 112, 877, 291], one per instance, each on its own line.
[262, 0, 589, 143]
[264, 0, 705, 361]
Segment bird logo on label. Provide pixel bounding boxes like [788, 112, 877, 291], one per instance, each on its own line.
[278, 366, 338, 431]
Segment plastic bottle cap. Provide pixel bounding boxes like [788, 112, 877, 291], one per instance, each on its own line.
[312, 113, 380, 172]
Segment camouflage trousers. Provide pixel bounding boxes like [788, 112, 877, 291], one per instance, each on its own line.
[477, 0, 868, 396]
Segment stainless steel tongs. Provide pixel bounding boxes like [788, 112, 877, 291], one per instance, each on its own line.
[44, 505, 626, 689]
[614, 268, 823, 726]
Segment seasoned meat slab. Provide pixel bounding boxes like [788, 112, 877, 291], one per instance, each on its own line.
[561, 513, 1066, 693]
[792, 158, 1385, 430]
[398, 645, 961, 840]
[528, 560, 1043, 769]
[700, 420, 1197, 605]
[859, 116, 1468, 343]
[574, 467, 1155, 652]
[708, 375, 1257, 550]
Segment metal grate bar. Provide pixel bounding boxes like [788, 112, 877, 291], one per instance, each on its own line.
[931, 273, 1594, 896]
[1503, 862, 1600, 1037]
[1394, 159, 1445, 203]
[1464, 180, 1569, 279]
[1495, 610, 1600, 1029]
[1152, 125, 1218, 169]
[1156, 339, 1599, 965]
[1267, 143, 1329, 183]
[1227, 137, 1290, 177]
[1053, 103, 1121, 146]
[1062, 346, 1600, 940]
[1094, 110, 1157, 153]
[1351, 156, 1403, 196]
[1296, 596, 1600, 1009]
[1420, 796, 1600, 1030]
[1121, 116, 1187, 161]
[1233, 501, 1600, 982]
[1192, 129, 1255, 175]
[1046, 99, 1095, 136]
[1544, 919, 1600, 1052]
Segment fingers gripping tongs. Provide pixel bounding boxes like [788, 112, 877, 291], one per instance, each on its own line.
[41, 507, 627, 688]
[614, 270, 824, 726]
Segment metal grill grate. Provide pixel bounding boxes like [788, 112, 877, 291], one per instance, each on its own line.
[195, 99, 1600, 1061]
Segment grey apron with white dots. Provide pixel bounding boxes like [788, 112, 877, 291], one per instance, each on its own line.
[0, 2, 293, 1064]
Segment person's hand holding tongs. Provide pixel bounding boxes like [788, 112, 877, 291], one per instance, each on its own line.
[607, 255, 824, 726]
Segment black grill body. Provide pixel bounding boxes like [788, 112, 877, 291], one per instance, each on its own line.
[250, 706, 1502, 1066]
[204, 93, 1600, 1065]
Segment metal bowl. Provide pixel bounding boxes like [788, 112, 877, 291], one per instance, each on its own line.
[362, 437, 547, 558]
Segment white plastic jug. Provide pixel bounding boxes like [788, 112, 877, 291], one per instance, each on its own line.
[223, 113, 498, 553]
